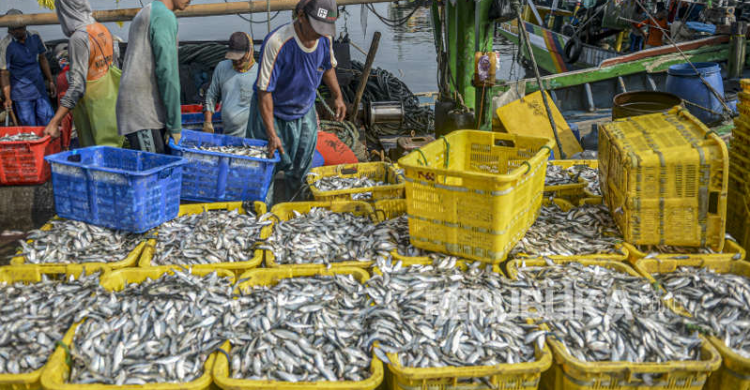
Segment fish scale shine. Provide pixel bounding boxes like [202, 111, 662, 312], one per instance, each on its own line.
[0, 132, 41, 142]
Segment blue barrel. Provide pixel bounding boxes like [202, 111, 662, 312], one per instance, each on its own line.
[666, 62, 724, 124]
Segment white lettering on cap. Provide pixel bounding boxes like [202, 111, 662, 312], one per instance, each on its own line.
[317, 8, 328, 18]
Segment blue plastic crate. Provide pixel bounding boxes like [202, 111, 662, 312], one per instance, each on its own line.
[182, 110, 221, 125]
[169, 130, 279, 202]
[45, 147, 187, 233]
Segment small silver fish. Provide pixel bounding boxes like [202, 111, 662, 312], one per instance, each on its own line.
[0, 132, 41, 142]
[193, 144, 266, 158]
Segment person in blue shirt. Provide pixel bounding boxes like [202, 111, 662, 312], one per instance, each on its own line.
[247, 0, 346, 202]
[0, 9, 56, 126]
[203, 32, 258, 137]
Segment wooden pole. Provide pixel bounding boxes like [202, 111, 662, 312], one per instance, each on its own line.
[349, 31, 381, 123]
[0, 0, 392, 27]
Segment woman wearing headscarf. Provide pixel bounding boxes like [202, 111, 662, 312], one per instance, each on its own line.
[43, 0, 123, 147]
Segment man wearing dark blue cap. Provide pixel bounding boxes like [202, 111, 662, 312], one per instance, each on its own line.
[247, 0, 346, 202]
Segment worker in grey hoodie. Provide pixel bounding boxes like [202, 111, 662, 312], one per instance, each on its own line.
[44, 0, 123, 148]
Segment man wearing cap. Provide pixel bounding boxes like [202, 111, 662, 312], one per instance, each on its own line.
[0, 9, 56, 126]
[247, 0, 346, 201]
[203, 32, 258, 137]
[117, 0, 191, 153]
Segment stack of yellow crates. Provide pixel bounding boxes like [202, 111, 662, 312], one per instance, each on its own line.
[598, 107, 729, 250]
[728, 81, 750, 248]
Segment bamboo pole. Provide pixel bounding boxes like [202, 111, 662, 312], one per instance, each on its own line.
[0, 0, 393, 27]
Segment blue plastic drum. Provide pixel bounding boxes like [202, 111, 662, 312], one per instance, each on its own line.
[666, 62, 724, 124]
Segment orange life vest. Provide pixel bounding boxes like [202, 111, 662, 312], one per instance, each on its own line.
[85, 23, 114, 81]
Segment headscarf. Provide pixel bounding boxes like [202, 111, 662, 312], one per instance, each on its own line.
[54, 0, 95, 37]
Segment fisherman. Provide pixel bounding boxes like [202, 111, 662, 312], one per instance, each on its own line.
[44, 0, 123, 148]
[0, 9, 56, 127]
[117, 0, 190, 153]
[635, 2, 669, 49]
[202, 32, 258, 137]
[247, 0, 346, 201]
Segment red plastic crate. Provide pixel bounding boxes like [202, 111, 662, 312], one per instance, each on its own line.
[0, 127, 61, 185]
[181, 104, 203, 113]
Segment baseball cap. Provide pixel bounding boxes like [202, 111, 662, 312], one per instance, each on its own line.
[302, 0, 337, 37]
[226, 32, 252, 60]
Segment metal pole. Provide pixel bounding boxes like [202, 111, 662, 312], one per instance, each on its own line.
[0, 0, 393, 27]
[349, 31, 381, 122]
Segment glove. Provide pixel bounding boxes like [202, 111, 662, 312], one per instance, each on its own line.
[203, 121, 214, 133]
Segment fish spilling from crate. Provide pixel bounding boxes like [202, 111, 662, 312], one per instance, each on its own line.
[223, 274, 372, 382]
[510, 202, 623, 257]
[150, 209, 271, 266]
[193, 144, 266, 158]
[310, 177, 387, 200]
[376, 215, 427, 257]
[0, 272, 105, 374]
[265, 208, 394, 265]
[637, 244, 740, 258]
[514, 261, 703, 369]
[545, 165, 578, 186]
[0, 132, 41, 142]
[654, 267, 750, 358]
[568, 165, 600, 196]
[366, 257, 543, 369]
[69, 269, 232, 385]
[16, 219, 143, 264]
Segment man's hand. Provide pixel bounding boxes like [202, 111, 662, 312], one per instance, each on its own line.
[267, 134, 285, 158]
[3, 98, 11, 110]
[46, 80, 56, 97]
[333, 96, 346, 121]
[170, 132, 182, 145]
[44, 120, 61, 138]
[202, 121, 214, 133]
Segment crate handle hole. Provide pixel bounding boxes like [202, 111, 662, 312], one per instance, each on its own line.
[67, 154, 82, 163]
[341, 167, 358, 175]
[709, 191, 719, 214]
[494, 139, 515, 148]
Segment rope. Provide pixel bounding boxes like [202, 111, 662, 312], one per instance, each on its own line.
[327, 60, 434, 143]
[365, 1, 427, 28]
[319, 120, 360, 149]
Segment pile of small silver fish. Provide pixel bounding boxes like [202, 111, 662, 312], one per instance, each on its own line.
[376, 215, 426, 257]
[514, 260, 703, 369]
[544, 164, 600, 196]
[193, 144, 266, 158]
[0, 132, 41, 142]
[264, 208, 394, 265]
[223, 274, 372, 382]
[69, 270, 233, 385]
[17, 219, 143, 264]
[366, 257, 543, 369]
[567, 164, 600, 195]
[637, 244, 740, 259]
[0, 272, 106, 374]
[510, 203, 623, 257]
[151, 210, 271, 265]
[311, 176, 387, 200]
[655, 267, 750, 358]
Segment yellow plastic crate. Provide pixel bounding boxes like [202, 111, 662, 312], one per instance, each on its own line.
[264, 201, 376, 269]
[0, 265, 109, 390]
[599, 107, 729, 249]
[213, 267, 384, 390]
[306, 162, 404, 202]
[545, 159, 601, 200]
[139, 202, 266, 275]
[633, 258, 750, 390]
[371, 198, 437, 264]
[741, 79, 750, 93]
[10, 217, 146, 271]
[623, 238, 745, 263]
[510, 198, 629, 262]
[40, 267, 234, 390]
[398, 130, 555, 263]
[505, 258, 722, 390]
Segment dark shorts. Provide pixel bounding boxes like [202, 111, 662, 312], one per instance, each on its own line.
[126, 129, 169, 154]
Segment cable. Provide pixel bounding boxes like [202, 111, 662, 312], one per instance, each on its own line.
[235, 10, 282, 23]
[365, 1, 426, 28]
